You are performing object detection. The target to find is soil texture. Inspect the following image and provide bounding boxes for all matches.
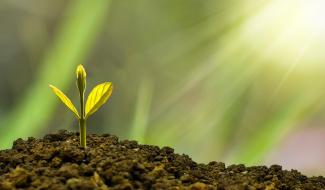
[0,130,324,190]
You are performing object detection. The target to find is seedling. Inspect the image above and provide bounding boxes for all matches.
[49,65,113,148]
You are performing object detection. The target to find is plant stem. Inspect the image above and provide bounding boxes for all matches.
[79,91,86,148]
[79,119,86,148]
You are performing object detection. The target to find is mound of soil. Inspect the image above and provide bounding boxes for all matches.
[0,130,324,190]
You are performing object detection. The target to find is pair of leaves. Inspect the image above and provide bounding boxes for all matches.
[49,82,113,119]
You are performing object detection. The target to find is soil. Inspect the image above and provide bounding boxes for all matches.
[0,130,324,190]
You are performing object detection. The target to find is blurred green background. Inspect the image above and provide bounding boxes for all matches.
[1,0,325,175]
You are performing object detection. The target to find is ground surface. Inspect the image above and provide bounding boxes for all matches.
[0,130,324,190]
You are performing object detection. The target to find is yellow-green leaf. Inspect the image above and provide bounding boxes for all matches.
[85,82,113,118]
[49,85,80,118]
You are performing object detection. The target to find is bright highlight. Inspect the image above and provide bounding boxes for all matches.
[242,0,325,69]
[299,0,325,33]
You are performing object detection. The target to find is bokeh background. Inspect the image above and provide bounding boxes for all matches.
[1,0,325,175]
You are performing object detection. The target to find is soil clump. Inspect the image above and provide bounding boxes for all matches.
[0,130,324,189]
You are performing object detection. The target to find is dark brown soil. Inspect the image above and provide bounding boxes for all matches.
[0,130,324,190]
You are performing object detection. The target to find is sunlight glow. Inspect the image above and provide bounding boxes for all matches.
[299,0,325,33]
[241,0,325,69]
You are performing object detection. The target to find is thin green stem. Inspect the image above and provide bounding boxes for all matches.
[79,91,86,148]
[79,119,86,148]
[80,91,85,119]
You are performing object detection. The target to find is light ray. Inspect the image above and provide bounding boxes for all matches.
[271,34,314,99]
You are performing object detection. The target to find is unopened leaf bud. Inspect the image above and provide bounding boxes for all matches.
[76,64,86,93]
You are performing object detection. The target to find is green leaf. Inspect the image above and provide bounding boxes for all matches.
[85,82,113,118]
[49,85,80,118]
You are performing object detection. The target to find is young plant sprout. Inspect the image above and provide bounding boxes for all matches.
[49,65,113,148]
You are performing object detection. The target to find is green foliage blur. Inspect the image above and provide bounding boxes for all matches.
[1,0,325,174]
